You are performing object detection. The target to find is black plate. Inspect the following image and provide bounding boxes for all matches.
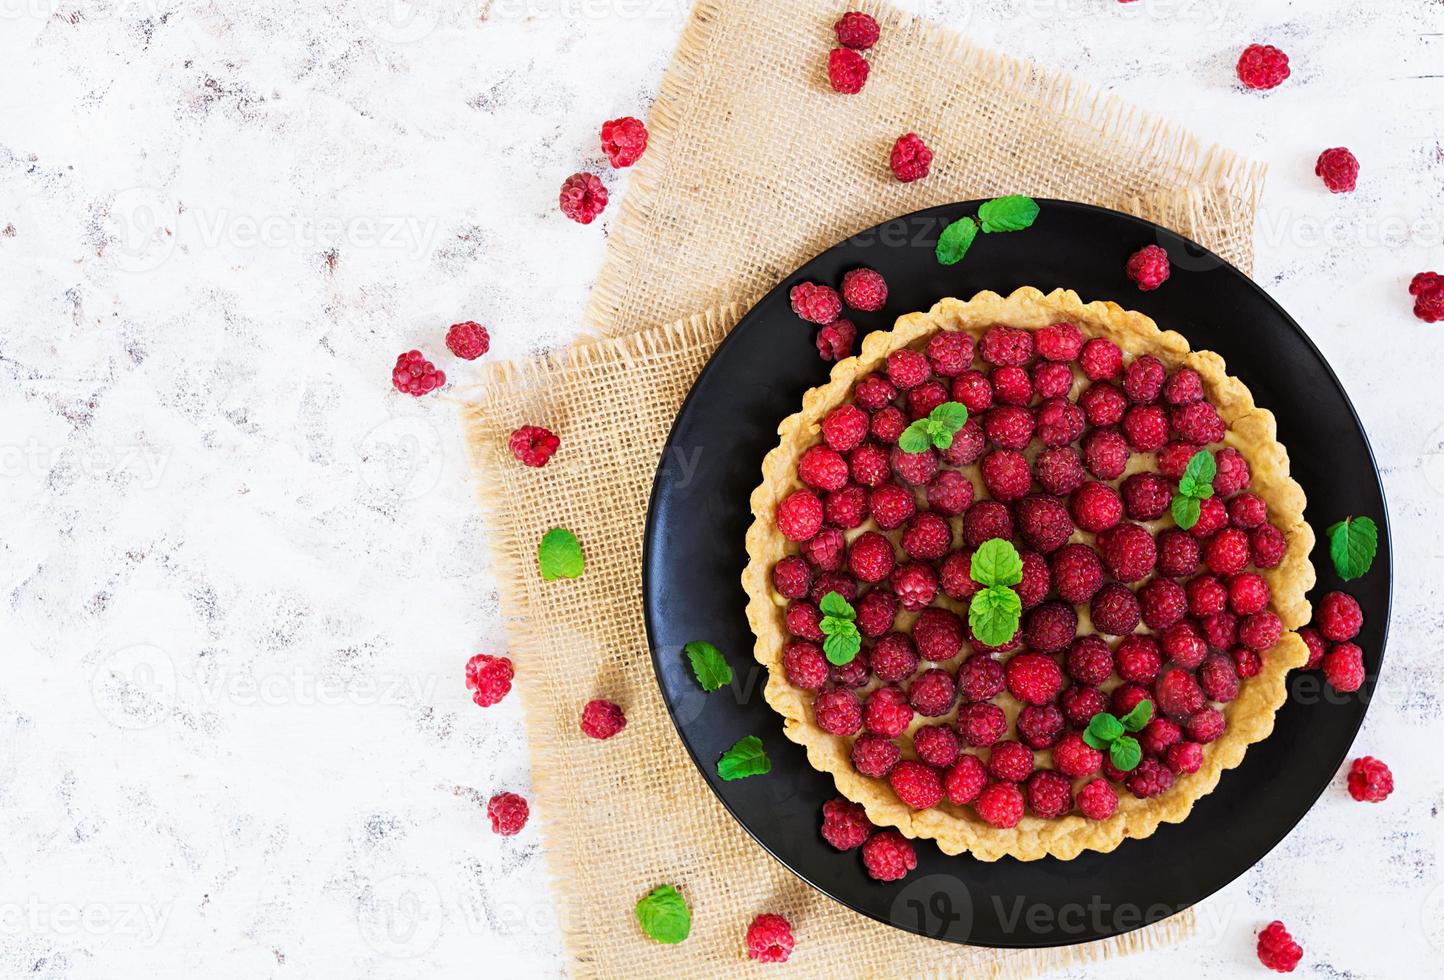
[642,200,1390,948]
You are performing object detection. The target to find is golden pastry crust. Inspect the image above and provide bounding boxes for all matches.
[741,287,1315,861]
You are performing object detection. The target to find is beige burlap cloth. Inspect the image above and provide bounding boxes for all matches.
[463,0,1265,974]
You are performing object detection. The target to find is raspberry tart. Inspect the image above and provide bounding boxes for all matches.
[742,287,1314,861]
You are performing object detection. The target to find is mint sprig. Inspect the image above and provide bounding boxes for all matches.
[537,527,585,580]
[966,538,1024,646]
[684,641,732,693]
[1326,516,1378,581]
[898,401,968,453]
[818,591,861,665]
[717,735,771,781]
[635,884,691,944]
[1170,450,1216,530]
[935,196,1040,266]
[1081,701,1152,772]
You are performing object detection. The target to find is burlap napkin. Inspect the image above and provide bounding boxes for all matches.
[463,0,1267,974]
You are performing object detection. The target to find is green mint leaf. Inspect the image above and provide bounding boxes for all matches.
[1119,699,1153,733]
[822,625,861,665]
[1171,494,1201,531]
[968,585,1021,646]
[1109,736,1143,773]
[969,538,1024,588]
[977,195,1040,233]
[537,527,585,580]
[924,420,954,450]
[684,641,732,693]
[1327,516,1378,581]
[935,216,979,266]
[1086,712,1124,746]
[717,735,772,781]
[928,401,968,433]
[1082,728,1109,751]
[635,884,691,944]
[1180,450,1217,494]
[898,420,933,454]
[818,591,854,621]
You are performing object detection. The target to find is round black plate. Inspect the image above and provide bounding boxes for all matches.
[642,200,1390,948]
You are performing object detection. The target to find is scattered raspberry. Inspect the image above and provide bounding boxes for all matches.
[834,10,880,49]
[1155,667,1205,719]
[1322,642,1365,693]
[974,781,1026,828]
[1036,321,1084,361]
[926,332,974,376]
[913,723,962,768]
[1126,757,1173,799]
[1080,338,1123,381]
[1165,740,1203,775]
[1125,245,1171,291]
[466,654,514,707]
[1412,272,1444,322]
[1017,703,1065,750]
[1036,446,1086,496]
[889,759,943,809]
[828,46,870,94]
[980,325,1035,366]
[776,490,824,542]
[861,830,917,881]
[1299,626,1326,670]
[955,652,1005,701]
[943,754,988,805]
[392,350,445,396]
[890,133,933,182]
[992,365,1033,406]
[1314,147,1359,193]
[782,641,829,690]
[1026,770,1073,819]
[963,499,1015,547]
[790,282,843,324]
[1238,44,1291,91]
[841,267,888,311]
[854,373,898,411]
[1347,756,1393,802]
[600,116,648,168]
[1156,529,1201,579]
[820,796,871,849]
[1098,522,1157,582]
[958,701,1008,747]
[1317,591,1363,641]
[559,172,608,224]
[486,791,529,835]
[745,913,794,963]
[445,321,490,360]
[980,449,1032,502]
[816,318,857,361]
[508,425,560,467]
[1256,920,1303,973]
[580,698,626,739]
[1077,778,1118,820]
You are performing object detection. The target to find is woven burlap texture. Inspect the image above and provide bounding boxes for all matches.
[585,0,1264,337]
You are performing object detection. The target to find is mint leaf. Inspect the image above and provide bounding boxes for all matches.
[1085,712,1124,747]
[1119,699,1153,733]
[818,591,855,620]
[1178,450,1217,499]
[1171,494,1201,531]
[898,420,932,454]
[977,196,1040,233]
[929,401,968,433]
[684,641,732,693]
[635,884,691,944]
[1109,736,1142,773]
[820,621,861,665]
[1327,516,1378,581]
[936,216,978,266]
[717,735,771,781]
[969,538,1024,588]
[537,527,585,580]
[968,584,1021,646]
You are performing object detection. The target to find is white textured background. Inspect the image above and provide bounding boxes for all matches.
[1,0,1441,976]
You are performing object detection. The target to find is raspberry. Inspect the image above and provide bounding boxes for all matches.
[786,601,824,641]
[1032,360,1075,399]
[1062,685,1109,727]
[951,370,994,412]
[1126,757,1173,798]
[1165,740,1203,775]
[891,561,938,610]
[944,754,988,805]
[1322,642,1365,693]
[816,318,857,361]
[1065,634,1113,685]
[980,326,1035,367]
[926,471,974,517]
[926,332,974,376]
[963,499,1015,547]
[1024,601,1078,654]
[861,683,910,738]
[1347,756,1393,802]
[1125,245,1171,291]
[1019,550,1051,610]
[1053,544,1105,604]
[797,445,849,492]
[1159,368,1202,407]
[889,759,943,810]
[1053,732,1103,779]
[940,551,980,602]
[392,350,446,396]
[1156,529,1200,578]
[906,380,949,420]
[777,490,824,541]
[1155,440,1200,480]
[466,654,514,707]
[890,445,938,486]
[885,349,931,390]
[849,734,900,779]
[867,484,914,530]
[508,425,560,467]
[487,791,529,835]
[1155,667,1205,719]
[1123,354,1166,403]
[1014,495,1071,554]
[1080,338,1123,381]
[1213,447,1251,495]
[940,418,986,466]
[834,10,880,49]
[908,667,957,716]
[848,443,891,486]
[958,701,1008,747]
[1239,610,1283,652]
[1035,447,1086,496]
[810,571,856,606]
[1232,647,1262,679]
[841,267,888,312]
[991,365,1033,406]
[1250,523,1287,568]
[866,408,903,444]
[1171,401,1226,445]
[580,698,627,739]
[600,116,648,167]
[1077,778,1118,820]
[827,47,870,94]
[1204,527,1251,576]
[1070,481,1122,534]
[820,796,872,850]
[1298,626,1326,669]
[1228,492,1268,530]
[1098,522,1157,582]
[980,450,1032,502]
[1412,272,1444,322]
[790,282,842,324]
[819,408,866,456]
[1017,703,1065,750]
[1227,573,1270,616]
[1198,653,1240,702]
[1161,621,1207,669]
[1122,404,1170,452]
[821,487,866,530]
[813,687,862,735]
[861,830,916,881]
[1186,574,1228,617]
[803,527,846,571]
[1116,635,1163,684]
[558,172,609,225]
[445,320,490,360]
[890,133,933,182]
[1005,652,1064,705]
[854,373,898,411]
[955,652,1004,701]
[1120,473,1171,522]
[1139,717,1181,757]
[1025,769,1073,819]
[864,633,912,684]
[831,650,870,689]
[974,781,1026,828]
[1080,383,1127,427]
[1256,921,1303,973]
[1036,397,1085,447]
[1237,44,1291,90]
[1186,707,1227,743]
[984,405,1035,450]
[746,913,794,964]
[913,724,962,768]
[913,607,964,662]
[782,641,829,690]
[1200,611,1238,652]
[1311,146,1360,194]
[1317,591,1363,642]
[1036,322,1084,361]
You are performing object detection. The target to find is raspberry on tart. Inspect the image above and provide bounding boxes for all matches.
[744,287,1314,863]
